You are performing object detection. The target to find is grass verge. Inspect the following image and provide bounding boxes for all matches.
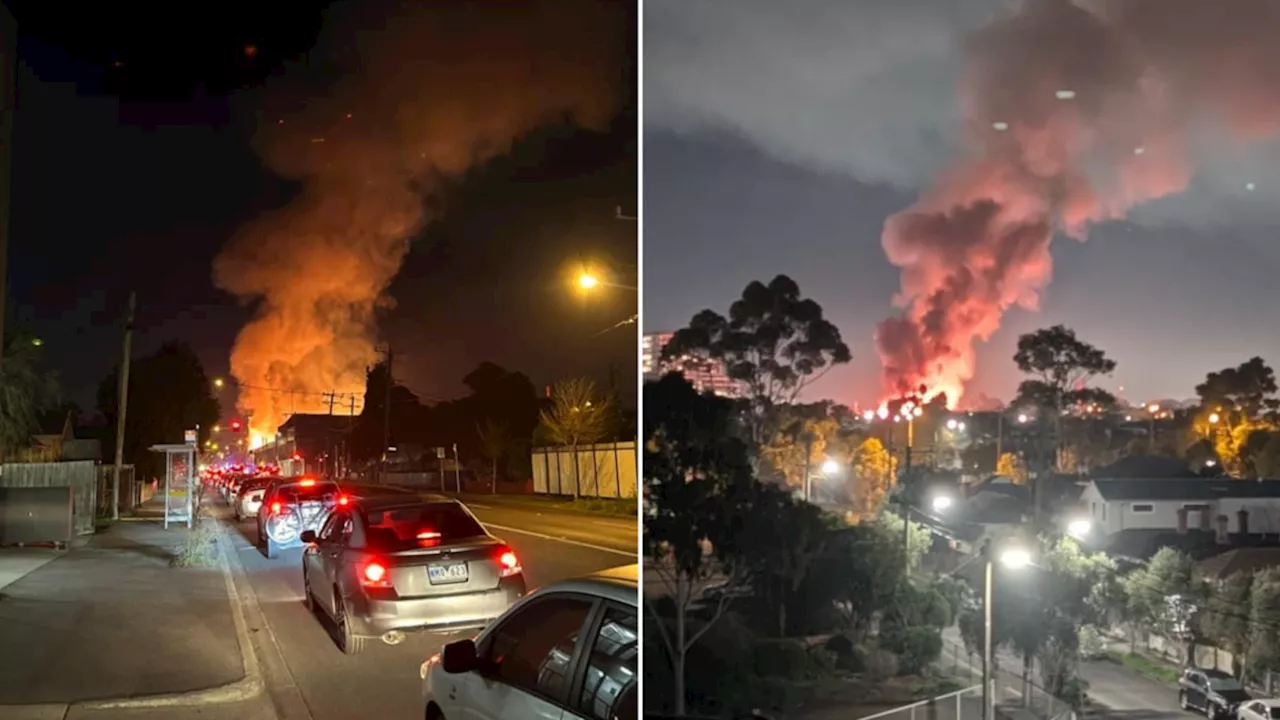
[1108,650,1180,684]
[481,494,636,517]
[170,517,220,568]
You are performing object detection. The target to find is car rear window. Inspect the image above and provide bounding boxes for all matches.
[1208,677,1242,691]
[362,503,485,549]
[277,482,340,503]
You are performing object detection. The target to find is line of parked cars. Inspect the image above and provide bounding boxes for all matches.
[216,472,638,719]
[1179,667,1280,720]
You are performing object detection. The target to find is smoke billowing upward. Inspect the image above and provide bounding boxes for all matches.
[213,1,624,438]
[876,0,1280,407]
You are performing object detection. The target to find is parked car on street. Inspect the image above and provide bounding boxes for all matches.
[257,477,345,559]
[1238,698,1280,720]
[299,494,526,655]
[233,478,271,521]
[420,564,638,720]
[1180,668,1251,719]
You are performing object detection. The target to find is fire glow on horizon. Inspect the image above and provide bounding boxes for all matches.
[874,0,1280,406]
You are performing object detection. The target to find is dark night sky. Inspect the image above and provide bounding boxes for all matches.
[644,0,1280,409]
[7,0,637,418]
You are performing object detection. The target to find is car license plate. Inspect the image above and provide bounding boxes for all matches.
[427,562,468,585]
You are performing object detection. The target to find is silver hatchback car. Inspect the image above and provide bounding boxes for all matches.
[421,565,638,720]
[300,494,527,655]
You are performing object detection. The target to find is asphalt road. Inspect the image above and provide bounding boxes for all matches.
[222,488,636,720]
[940,627,1182,720]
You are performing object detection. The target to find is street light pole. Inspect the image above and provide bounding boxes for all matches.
[983,552,995,720]
[802,432,814,503]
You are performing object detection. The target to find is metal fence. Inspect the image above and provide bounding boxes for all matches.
[935,637,1072,720]
[532,441,637,499]
[859,685,984,720]
[0,461,97,536]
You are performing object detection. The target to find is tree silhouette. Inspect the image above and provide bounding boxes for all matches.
[538,377,611,497]
[643,373,756,715]
[663,275,851,451]
[97,341,219,477]
[475,418,510,491]
[0,333,60,455]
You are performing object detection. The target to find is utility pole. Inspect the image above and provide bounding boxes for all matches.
[111,292,136,521]
[382,347,393,484]
[324,391,336,415]
[801,431,814,503]
[995,410,1004,467]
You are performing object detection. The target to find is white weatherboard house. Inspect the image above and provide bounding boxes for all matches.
[1080,478,1280,537]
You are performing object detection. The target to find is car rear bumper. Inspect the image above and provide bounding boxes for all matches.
[349,575,526,636]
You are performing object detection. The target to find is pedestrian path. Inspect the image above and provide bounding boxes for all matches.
[0,513,242,705]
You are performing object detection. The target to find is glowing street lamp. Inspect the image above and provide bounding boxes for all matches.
[213,377,225,389]
[821,459,840,475]
[578,273,599,290]
[877,407,889,420]
[862,410,875,422]
[1208,412,1221,425]
[931,495,953,512]
[1017,413,1029,424]
[1000,547,1032,569]
[1067,518,1092,539]
[982,542,1031,720]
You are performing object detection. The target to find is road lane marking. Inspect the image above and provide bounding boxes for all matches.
[467,503,492,509]
[482,522,635,558]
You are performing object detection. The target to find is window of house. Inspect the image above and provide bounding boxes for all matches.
[1131,504,1154,513]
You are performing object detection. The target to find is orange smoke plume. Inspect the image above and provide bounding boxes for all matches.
[213,1,624,436]
[876,0,1280,406]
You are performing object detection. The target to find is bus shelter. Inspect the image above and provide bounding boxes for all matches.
[150,443,197,529]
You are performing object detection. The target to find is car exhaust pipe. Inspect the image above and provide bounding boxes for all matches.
[382,631,405,645]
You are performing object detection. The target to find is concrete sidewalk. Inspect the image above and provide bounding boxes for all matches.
[0,547,64,593]
[0,514,243,706]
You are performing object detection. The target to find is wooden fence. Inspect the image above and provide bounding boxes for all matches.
[532,441,637,499]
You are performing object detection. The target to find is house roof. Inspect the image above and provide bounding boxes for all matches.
[277,413,355,436]
[1093,454,1196,478]
[1198,547,1280,580]
[1090,478,1280,501]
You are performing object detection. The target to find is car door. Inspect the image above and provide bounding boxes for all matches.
[308,512,343,616]
[1188,673,1207,710]
[564,601,637,720]
[1242,701,1266,720]
[463,592,598,720]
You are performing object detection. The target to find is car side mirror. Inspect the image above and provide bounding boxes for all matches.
[441,639,479,674]
[300,530,318,544]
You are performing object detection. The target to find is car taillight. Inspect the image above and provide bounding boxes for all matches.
[497,548,521,578]
[299,478,316,487]
[337,495,349,506]
[417,530,441,540]
[270,501,282,515]
[361,561,392,588]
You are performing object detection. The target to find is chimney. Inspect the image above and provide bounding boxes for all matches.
[1177,507,1189,534]
[1200,507,1213,532]
[1217,514,1230,544]
[1238,508,1250,536]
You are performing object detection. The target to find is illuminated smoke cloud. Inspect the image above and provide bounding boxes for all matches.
[876,0,1280,406]
[213,1,623,438]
